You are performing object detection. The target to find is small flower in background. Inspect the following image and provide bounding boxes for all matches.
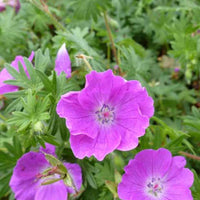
[0,0,20,13]
[10,143,82,200]
[57,70,154,161]
[55,43,71,78]
[174,67,180,73]
[118,148,194,200]
[113,65,119,70]
[0,51,34,95]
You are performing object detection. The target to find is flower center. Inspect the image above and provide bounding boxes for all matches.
[35,166,62,185]
[146,177,164,198]
[95,104,115,125]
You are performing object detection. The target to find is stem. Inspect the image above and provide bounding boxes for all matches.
[83,57,93,71]
[0,113,7,121]
[28,0,65,31]
[76,54,93,71]
[103,11,122,75]
[107,44,111,66]
[179,151,200,161]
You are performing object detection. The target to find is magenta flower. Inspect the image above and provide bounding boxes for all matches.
[0,0,20,13]
[113,65,119,70]
[174,67,180,73]
[0,51,34,95]
[56,70,154,161]
[118,148,194,200]
[10,143,82,200]
[55,43,71,78]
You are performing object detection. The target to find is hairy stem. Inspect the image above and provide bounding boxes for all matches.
[103,11,122,75]
[76,54,93,71]
[179,151,200,161]
[28,0,65,31]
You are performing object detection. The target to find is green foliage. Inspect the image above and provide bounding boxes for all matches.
[94,161,114,187]
[5,59,42,91]
[7,90,50,132]
[19,2,50,32]
[70,0,111,21]
[0,9,27,60]
[0,0,200,199]
[0,137,24,199]
[192,170,200,200]
[183,106,200,140]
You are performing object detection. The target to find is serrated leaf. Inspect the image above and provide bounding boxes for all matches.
[44,153,67,174]
[36,70,53,93]
[35,49,50,72]
[71,0,111,21]
[105,180,118,198]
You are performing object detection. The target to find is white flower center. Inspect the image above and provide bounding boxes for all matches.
[146,177,164,198]
[95,104,115,125]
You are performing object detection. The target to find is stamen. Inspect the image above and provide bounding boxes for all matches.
[146,177,164,198]
[95,104,115,125]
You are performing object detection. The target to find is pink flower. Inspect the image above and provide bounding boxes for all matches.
[56,70,154,161]
[0,0,20,13]
[10,143,82,200]
[118,148,194,200]
[174,67,180,73]
[0,51,34,95]
[113,65,119,70]
[55,43,71,78]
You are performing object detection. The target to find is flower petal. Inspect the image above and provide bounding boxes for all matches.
[35,181,68,200]
[166,168,194,188]
[56,91,98,139]
[70,127,121,161]
[165,156,194,187]
[165,156,187,181]
[116,130,139,151]
[0,68,19,94]
[134,89,154,118]
[13,152,49,180]
[55,43,71,78]
[118,159,150,200]
[0,52,35,95]
[28,51,35,61]
[11,51,35,77]
[164,186,193,200]
[39,143,56,157]
[153,148,172,178]
[64,162,82,193]
[10,174,38,200]
[80,70,125,106]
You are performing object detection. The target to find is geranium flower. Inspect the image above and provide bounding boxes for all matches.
[56,70,154,161]
[55,43,71,78]
[118,148,194,200]
[0,51,34,95]
[10,143,82,200]
[0,0,20,13]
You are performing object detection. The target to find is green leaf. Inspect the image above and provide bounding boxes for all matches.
[105,180,118,198]
[7,90,50,134]
[44,153,67,174]
[71,0,111,21]
[35,49,50,72]
[94,161,114,187]
[5,59,42,90]
[118,38,146,57]
[36,70,54,93]
[66,27,98,56]
[81,161,98,189]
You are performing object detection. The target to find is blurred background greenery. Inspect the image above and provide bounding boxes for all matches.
[0,0,200,199]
